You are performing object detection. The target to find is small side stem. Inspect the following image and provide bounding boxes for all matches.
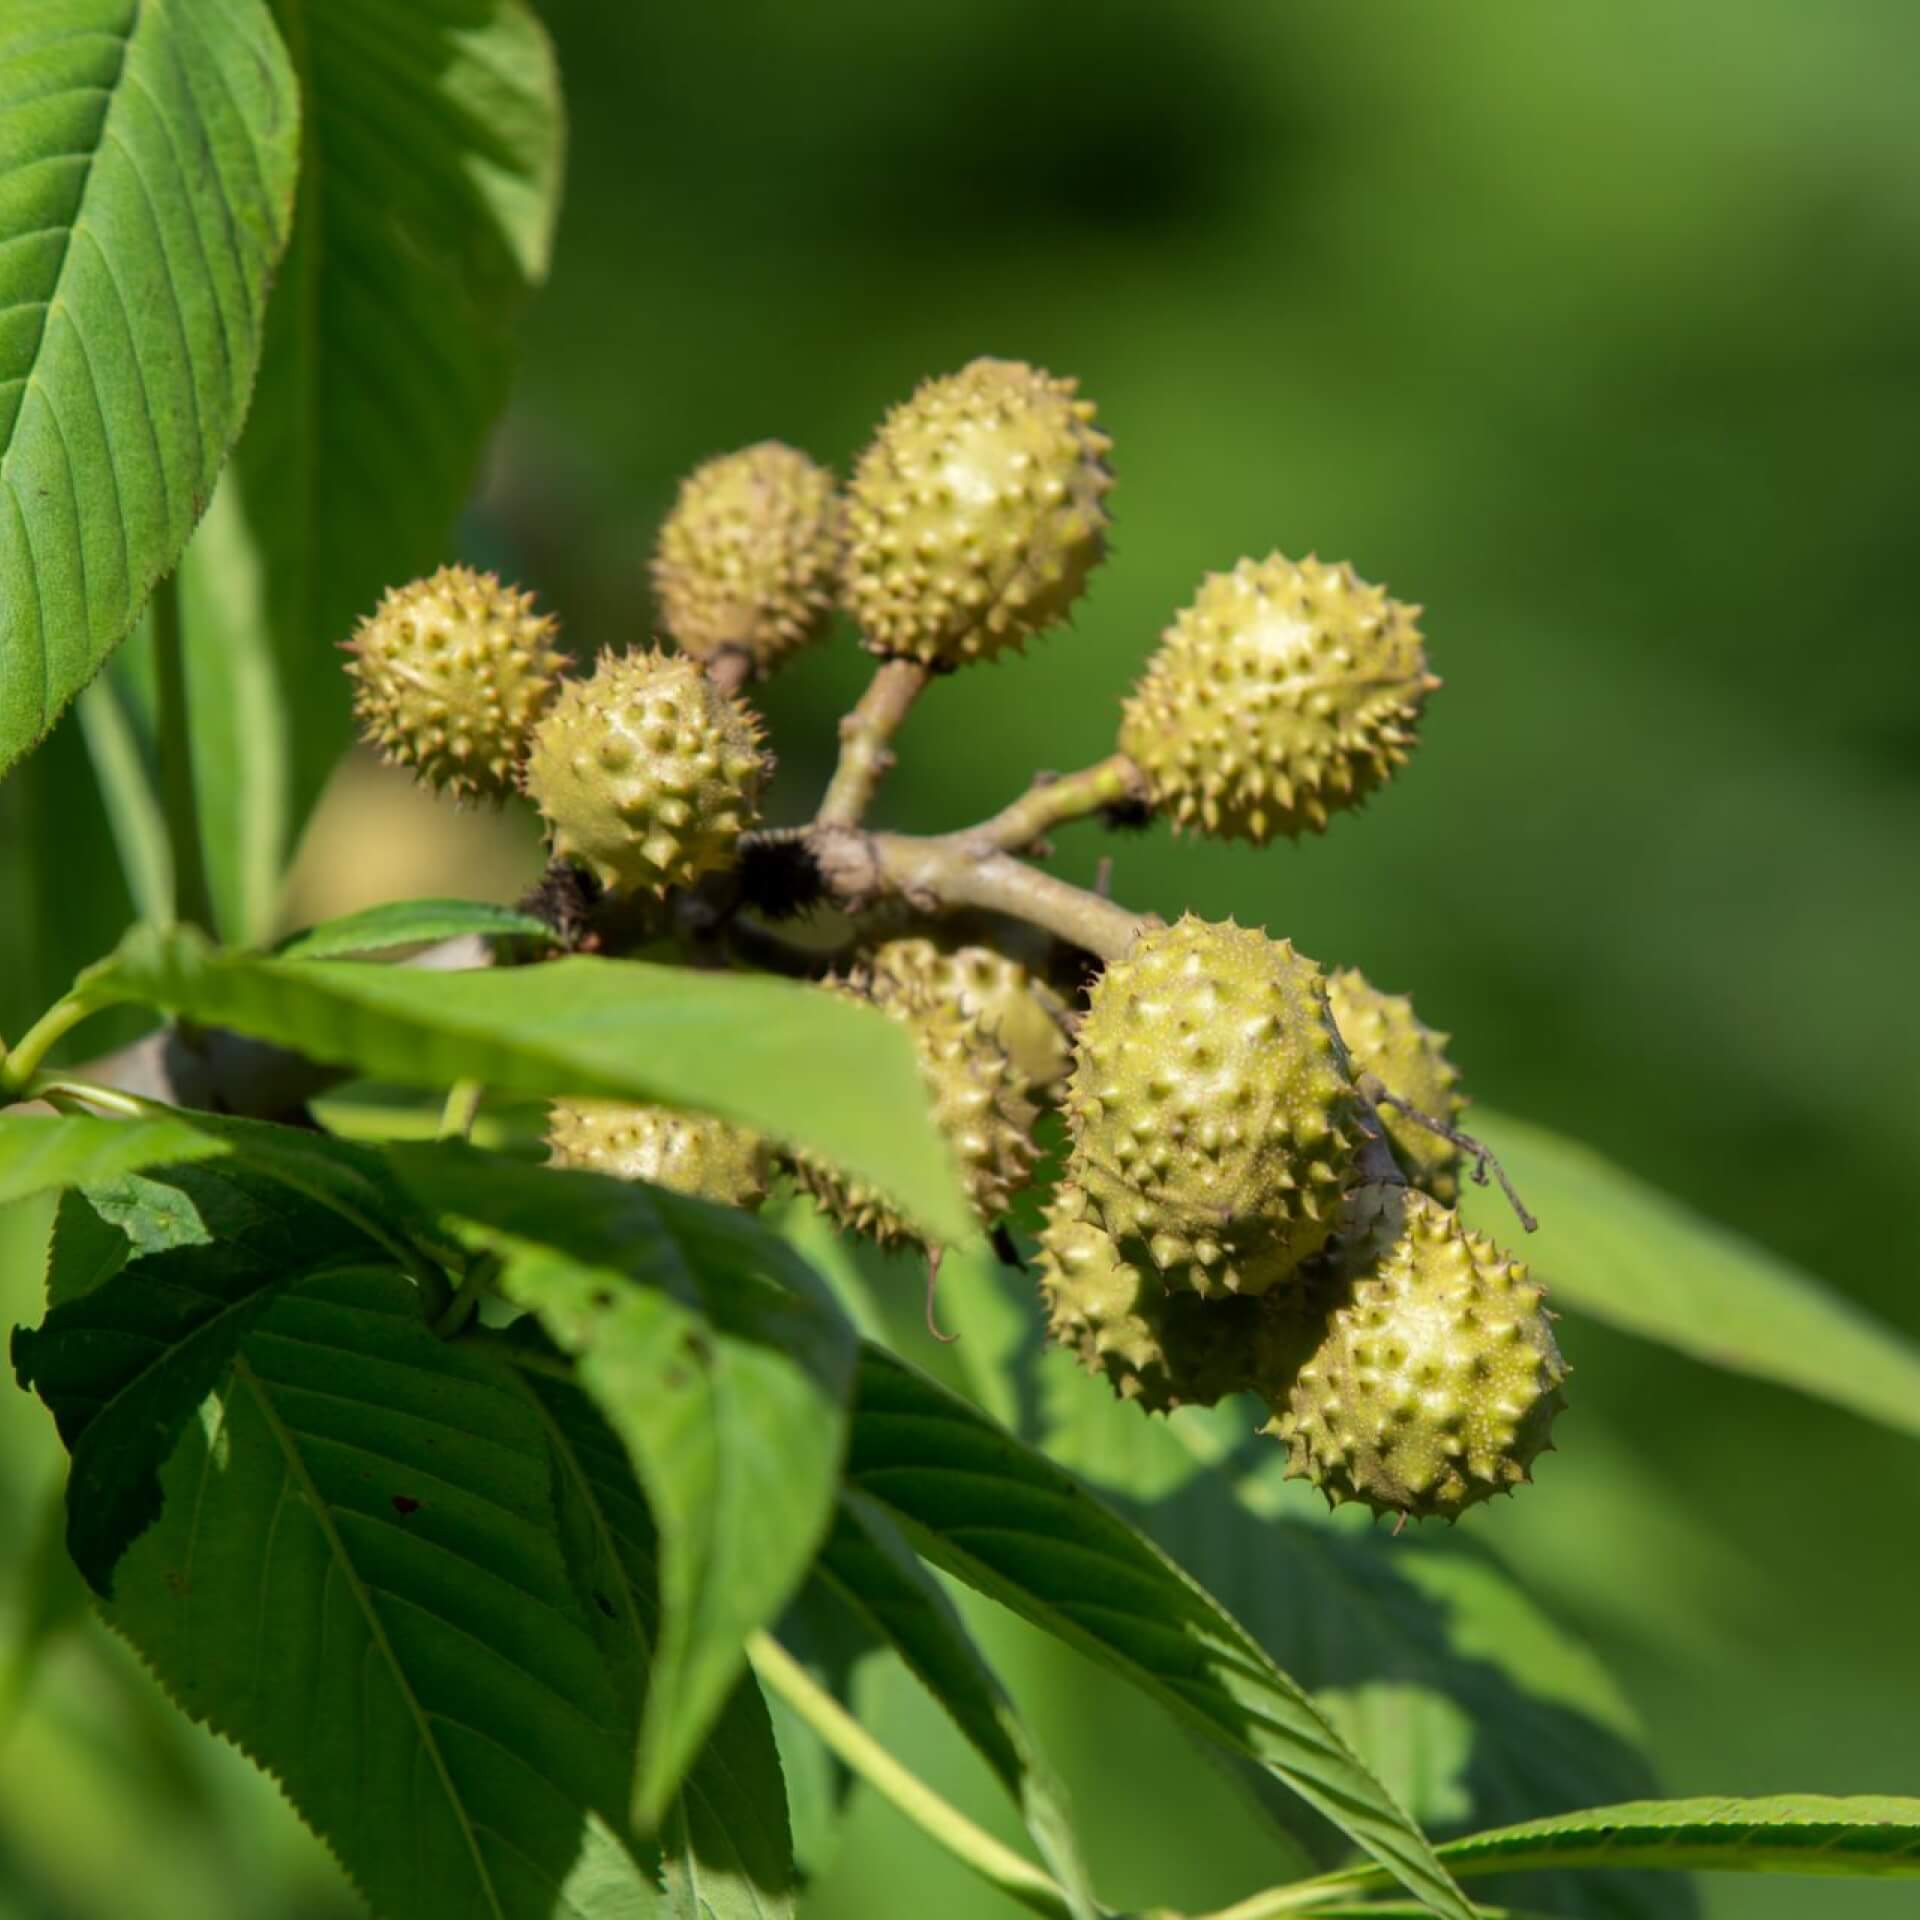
[817,829,1152,959]
[967,752,1147,853]
[703,648,755,698]
[438,1079,485,1142]
[745,1630,1074,1920]
[152,573,215,934]
[815,657,932,828]
[0,995,101,1096]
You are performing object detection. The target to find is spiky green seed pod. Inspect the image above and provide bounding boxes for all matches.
[523,648,768,896]
[652,441,840,674]
[1268,1186,1567,1522]
[1065,915,1362,1297]
[547,1099,769,1210]
[1038,1185,1266,1412]
[1118,553,1438,841]
[793,983,1037,1249]
[343,565,566,803]
[1327,968,1468,1201]
[842,357,1113,667]
[860,935,1073,1092]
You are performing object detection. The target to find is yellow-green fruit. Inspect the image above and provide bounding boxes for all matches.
[793,984,1036,1248]
[547,1099,769,1209]
[1269,1187,1567,1522]
[842,357,1113,666]
[860,936,1073,1092]
[1326,968,1467,1201]
[652,441,840,673]
[1038,1185,1266,1412]
[523,648,768,895]
[1118,553,1437,841]
[1065,915,1361,1297]
[344,565,566,803]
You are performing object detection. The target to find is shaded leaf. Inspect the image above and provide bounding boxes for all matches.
[844,1346,1472,1920]
[400,1144,855,1828]
[518,1351,796,1919]
[13,1164,383,1593]
[107,1258,666,1917]
[1461,1109,1920,1443]
[0,0,299,770]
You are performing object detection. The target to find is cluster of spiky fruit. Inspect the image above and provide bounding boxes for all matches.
[345,351,1564,1525]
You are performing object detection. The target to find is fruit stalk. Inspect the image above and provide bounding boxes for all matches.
[966,752,1147,853]
[814,657,932,827]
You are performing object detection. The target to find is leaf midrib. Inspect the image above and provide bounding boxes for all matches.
[235,1348,507,1920]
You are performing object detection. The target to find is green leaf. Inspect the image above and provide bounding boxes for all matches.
[0,0,300,773]
[79,923,976,1245]
[0,1110,224,1207]
[401,1143,856,1828]
[1430,1795,1920,1882]
[818,1489,1100,1919]
[76,659,173,923]
[275,898,555,960]
[843,1346,1474,1920]
[13,1163,385,1594]
[106,1258,665,1918]
[175,0,564,940]
[1460,1109,1920,1444]
[516,1353,797,1918]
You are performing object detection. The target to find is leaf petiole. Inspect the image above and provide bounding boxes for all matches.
[745,1629,1080,1920]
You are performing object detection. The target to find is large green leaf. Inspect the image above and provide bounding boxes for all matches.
[400,1144,856,1828]
[843,1346,1473,1920]
[818,1490,1100,1918]
[0,1110,223,1207]
[12,1162,383,1594]
[1461,1109,1920,1443]
[518,1355,797,1918]
[0,0,299,772]
[105,1257,667,1919]
[175,0,564,939]
[75,923,976,1244]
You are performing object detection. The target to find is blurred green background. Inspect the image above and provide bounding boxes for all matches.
[2,2,1916,1916]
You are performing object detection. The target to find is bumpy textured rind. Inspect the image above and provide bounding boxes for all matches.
[792,982,1037,1249]
[1327,967,1468,1201]
[1269,1186,1567,1521]
[343,565,566,803]
[1118,553,1438,841]
[842,357,1113,666]
[547,1099,769,1210]
[859,935,1074,1092]
[1037,1185,1267,1412]
[652,441,840,672]
[522,648,768,896]
[1065,915,1361,1297]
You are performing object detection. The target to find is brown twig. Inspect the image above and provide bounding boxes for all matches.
[964,753,1148,855]
[812,827,1153,961]
[814,658,932,828]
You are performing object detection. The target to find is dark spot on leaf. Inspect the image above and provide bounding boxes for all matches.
[391,1494,421,1516]
[681,1329,712,1367]
[594,1590,616,1619]
[592,1288,616,1310]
